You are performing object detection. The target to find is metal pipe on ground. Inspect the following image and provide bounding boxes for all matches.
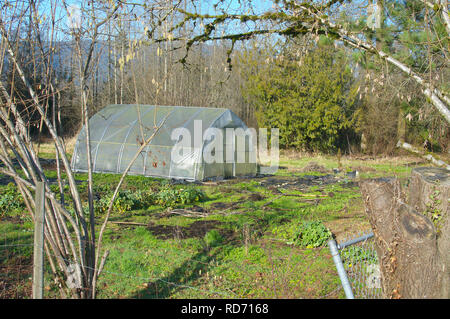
[328,239,354,299]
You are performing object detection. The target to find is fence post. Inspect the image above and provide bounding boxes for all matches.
[33,182,45,299]
[328,239,354,299]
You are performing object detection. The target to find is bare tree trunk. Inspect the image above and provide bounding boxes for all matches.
[120,37,124,104]
[360,167,449,298]
[409,167,450,298]
[114,35,118,104]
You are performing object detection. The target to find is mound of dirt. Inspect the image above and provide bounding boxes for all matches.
[301,161,329,174]
[351,166,376,173]
[247,193,265,201]
[260,174,336,189]
[209,202,229,210]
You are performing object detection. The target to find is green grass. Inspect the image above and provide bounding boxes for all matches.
[0,222,34,259]
[89,173,363,298]
[0,153,429,299]
[97,227,206,298]
[0,222,34,299]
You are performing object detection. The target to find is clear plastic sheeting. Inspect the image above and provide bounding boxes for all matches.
[71,104,258,181]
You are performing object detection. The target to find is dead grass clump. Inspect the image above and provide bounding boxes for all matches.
[301,161,329,174]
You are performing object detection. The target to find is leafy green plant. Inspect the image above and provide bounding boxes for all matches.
[341,245,378,266]
[95,186,205,213]
[293,221,332,248]
[156,187,180,207]
[156,186,205,207]
[96,190,140,214]
[113,191,136,213]
[178,187,206,204]
[0,183,25,218]
[93,183,113,195]
[271,222,301,243]
[132,190,157,209]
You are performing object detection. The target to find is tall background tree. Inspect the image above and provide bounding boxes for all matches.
[239,38,360,153]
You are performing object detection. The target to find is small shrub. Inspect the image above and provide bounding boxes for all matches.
[271,223,300,243]
[293,221,332,248]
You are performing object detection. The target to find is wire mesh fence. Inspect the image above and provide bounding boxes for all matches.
[2,214,383,299]
[329,232,383,299]
[0,228,34,299]
[0,228,345,299]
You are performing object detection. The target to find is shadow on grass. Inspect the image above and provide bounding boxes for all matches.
[130,245,230,299]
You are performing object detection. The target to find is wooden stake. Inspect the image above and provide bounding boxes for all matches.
[33,182,45,299]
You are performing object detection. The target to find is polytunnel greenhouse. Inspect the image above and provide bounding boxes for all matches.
[70,104,258,181]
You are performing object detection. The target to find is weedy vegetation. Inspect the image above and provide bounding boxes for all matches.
[0,153,428,298]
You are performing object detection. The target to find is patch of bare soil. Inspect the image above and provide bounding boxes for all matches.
[0,215,24,224]
[323,199,372,242]
[208,199,246,212]
[147,220,236,241]
[259,174,338,190]
[247,193,265,201]
[0,157,58,171]
[0,256,32,299]
[217,187,234,193]
[209,202,229,210]
[351,166,376,173]
[0,174,84,186]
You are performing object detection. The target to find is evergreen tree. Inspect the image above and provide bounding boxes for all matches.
[240,40,359,152]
